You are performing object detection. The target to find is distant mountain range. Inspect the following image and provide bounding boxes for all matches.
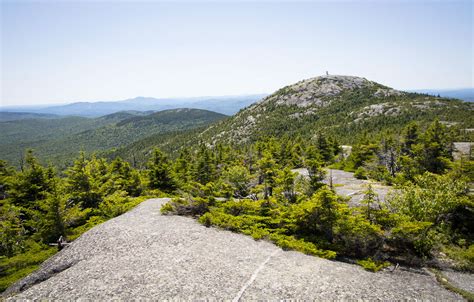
[411,88,474,102]
[0,95,267,117]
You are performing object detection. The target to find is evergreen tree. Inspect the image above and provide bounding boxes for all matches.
[278,167,297,202]
[361,184,378,223]
[416,120,452,174]
[0,160,14,200]
[257,151,277,199]
[147,148,176,192]
[103,157,142,197]
[316,132,333,163]
[174,148,192,184]
[0,203,25,256]
[194,145,216,185]
[401,122,420,156]
[306,159,326,194]
[8,150,55,208]
[65,152,101,208]
[223,165,251,198]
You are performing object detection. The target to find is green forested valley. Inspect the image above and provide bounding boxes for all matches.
[0,109,227,168]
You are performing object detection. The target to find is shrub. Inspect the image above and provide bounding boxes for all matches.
[356,258,390,272]
[160,197,212,216]
[269,233,336,259]
[388,218,433,257]
[443,244,474,272]
[98,190,131,218]
[354,167,367,179]
[0,241,56,292]
[334,214,384,258]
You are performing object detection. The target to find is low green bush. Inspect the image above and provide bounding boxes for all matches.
[443,245,474,272]
[356,258,390,272]
[269,233,336,259]
[0,241,56,292]
[354,167,367,179]
[161,197,212,216]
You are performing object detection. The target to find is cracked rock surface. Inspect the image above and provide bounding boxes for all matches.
[5,198,461,300]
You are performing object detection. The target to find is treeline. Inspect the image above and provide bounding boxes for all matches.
[339,119,473,183]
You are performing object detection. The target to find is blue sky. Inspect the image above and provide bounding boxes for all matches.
[1,1,472,106]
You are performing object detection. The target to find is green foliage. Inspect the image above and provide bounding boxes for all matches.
[68,216,106,241]
[443,245,474,272]
[161,197,212,217]
[257,151,277,198]
[356,258,390,272]
[147,148,176,192]
[223,165,252,198]
[334,213,384,258]
[0,151,149,292]
[388,173,471,223]
[98,190,131,218]
[0,241,56,292]
[0,202,25,257]
[1,93,473,292]
[354,167,367,179]
[306,158,327,194]
[415,120,452,174]
[269,234,336,259]
[0,109,226,167]
[8,150,55,207]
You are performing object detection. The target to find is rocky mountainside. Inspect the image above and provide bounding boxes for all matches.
[197,75,473,145]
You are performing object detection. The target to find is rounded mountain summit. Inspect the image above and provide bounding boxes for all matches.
[196,74,473,145]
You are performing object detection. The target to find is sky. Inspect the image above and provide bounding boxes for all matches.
[1,0,472,106]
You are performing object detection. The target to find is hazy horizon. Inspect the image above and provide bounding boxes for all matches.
[2,1,473,106]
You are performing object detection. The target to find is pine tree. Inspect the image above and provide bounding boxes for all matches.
[306,158,326,194]
[401,122,420,156]
[278,167,297,202]
[223,165,251,198]
[9,150,55,208]
[416,120,452,174]
[316,132,333,163]
[174,148,192,184]
[147,148,176,192]
[65,152,101,208]
[361,184,378,223]
[257,151,277,199]
[194,145,216,185]
[103,157,142,197]
[0,160,14,200]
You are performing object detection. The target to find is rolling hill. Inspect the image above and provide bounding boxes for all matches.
[0,109,226,167]
[198,75,474,144]
[0,112,62,122]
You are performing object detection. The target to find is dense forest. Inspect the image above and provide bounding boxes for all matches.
[1,119,473,292]
[0,109,227,168]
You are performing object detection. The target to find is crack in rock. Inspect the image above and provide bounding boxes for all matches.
[232,249,280,302]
